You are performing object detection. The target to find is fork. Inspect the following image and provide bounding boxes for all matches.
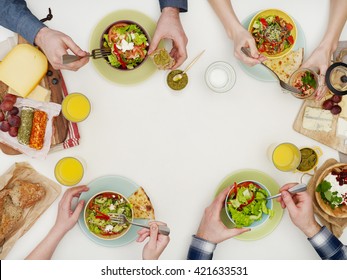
[265,183,307,200]
[241,47,301,94]
[109,213,170,236]
[62,48,111,64]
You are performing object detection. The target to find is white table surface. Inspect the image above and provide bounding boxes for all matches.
[1,0,346,260]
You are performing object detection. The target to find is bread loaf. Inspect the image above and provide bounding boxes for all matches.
[9,180,46,208]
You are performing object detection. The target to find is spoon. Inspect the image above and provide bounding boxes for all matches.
[172,50,206,82]
[265,183,307,200]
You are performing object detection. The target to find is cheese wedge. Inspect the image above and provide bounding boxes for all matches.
[0,44,48,97]
[8,85,51,102]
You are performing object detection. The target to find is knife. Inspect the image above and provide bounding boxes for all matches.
[339,151,347,163]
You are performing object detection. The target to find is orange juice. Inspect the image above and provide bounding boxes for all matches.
[54,157,84,186]
[272,143,301,172]
[62,93,91,122]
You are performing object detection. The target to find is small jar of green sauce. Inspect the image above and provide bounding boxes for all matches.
[167,70,188,91]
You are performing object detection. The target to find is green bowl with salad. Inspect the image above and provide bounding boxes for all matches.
[84,191,133,240]
[248,9,297,59]
[101,20,150,70]
[225,181,274,228]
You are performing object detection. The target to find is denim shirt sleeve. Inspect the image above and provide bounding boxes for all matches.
[0,0,45,44]
[159,0,188,12]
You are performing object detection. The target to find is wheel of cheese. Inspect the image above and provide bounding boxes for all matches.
[0,44,48,97]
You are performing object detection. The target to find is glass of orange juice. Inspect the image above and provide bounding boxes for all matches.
[270,143,301,172]
[54,157,84,186]
[62,93,91,122]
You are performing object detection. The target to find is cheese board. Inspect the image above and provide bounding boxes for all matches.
[0,36,69,156]
[293,95,347,153]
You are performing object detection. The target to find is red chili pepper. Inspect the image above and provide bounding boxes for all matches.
[259,18,268,27]
[95,209,110,220]
[113,45,127,69]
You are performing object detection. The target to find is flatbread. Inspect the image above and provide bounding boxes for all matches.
[150,48,175,70]
[263,48,304,82]
[128,187,155,220]
[315,163,347,218]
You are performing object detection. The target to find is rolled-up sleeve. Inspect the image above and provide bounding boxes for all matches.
[159,0,188,12]
[0,0,45,44]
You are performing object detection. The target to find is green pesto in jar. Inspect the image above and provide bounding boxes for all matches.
[167,70,188,91]
[297,148,317,172]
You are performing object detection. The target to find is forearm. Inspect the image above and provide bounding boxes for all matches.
[159,0,188,12]
[319,0,347,51]
[25,226,66,260]
[208,0,243,40]
[0,0,45,44]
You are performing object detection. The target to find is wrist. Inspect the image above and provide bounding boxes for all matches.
[302,221,321,238]
[34,27,50,47]
[161,7,180,18]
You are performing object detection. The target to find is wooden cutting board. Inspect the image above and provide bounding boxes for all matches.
[293,97,347,153]
[0,37,69,155]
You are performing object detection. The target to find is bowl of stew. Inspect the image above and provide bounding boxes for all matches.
[248,9,297,59]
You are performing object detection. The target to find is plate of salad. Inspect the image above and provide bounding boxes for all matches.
[248,9,296,59]
[225,181,274,228]
[216,169,283,240]
[78,175,147,247]
[90,10,162,85]
[238,10,306,82]
[102,20,149,70]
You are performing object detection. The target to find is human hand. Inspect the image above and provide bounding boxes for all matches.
[149,7,188,69]
[34,27,89,71]
[301,44,335,100]
[196,186,250,244]
[277,183,321,238]
[136,221,170,260]
[231,24,266,66]
[52,185,89,236]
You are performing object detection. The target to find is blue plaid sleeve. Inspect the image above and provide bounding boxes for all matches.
[159,0,188,12]
[308,226,347,260]
[0,0,45,44]
[187,235,217,260]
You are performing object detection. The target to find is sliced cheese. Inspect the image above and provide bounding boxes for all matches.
[339,96,347,119]
[302,106,333,132]
[337,117,347,138]
[0,44,48,97]
[8,85,51,102]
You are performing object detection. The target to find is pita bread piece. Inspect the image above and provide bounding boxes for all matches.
[9,180,46,208]
[315,163,347,218]
[128,187,155,220]
[263,48,303,82]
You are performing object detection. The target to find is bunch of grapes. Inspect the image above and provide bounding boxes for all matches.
[322,94,342,115]
[0,94,21,137]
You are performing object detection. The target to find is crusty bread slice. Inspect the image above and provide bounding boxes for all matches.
[9,180,46,208]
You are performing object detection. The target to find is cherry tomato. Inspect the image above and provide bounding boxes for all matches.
[287,35,294,45]
[258,44,266,52]
[286,23,293,31]
[259,18,268,27]
[108,23,128,43]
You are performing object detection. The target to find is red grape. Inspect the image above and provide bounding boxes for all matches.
[0,100,14,111]
[331,95,342,103]
[8,126,18,137]
[3,93,17,103]
[322,99,334,110]
[0,111,5,122]
[9,106,19,115]
[8,115,21,127]
[331,105,342,115]
[0,121,10,132]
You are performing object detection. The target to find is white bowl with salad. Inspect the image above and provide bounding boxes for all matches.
[101,20,150,70]
[225,181,274,228]
[84,191,133,240]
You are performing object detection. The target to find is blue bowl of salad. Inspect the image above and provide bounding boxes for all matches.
[225,181,274,228]
[84,191,133,240]
[101,20,150,70]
